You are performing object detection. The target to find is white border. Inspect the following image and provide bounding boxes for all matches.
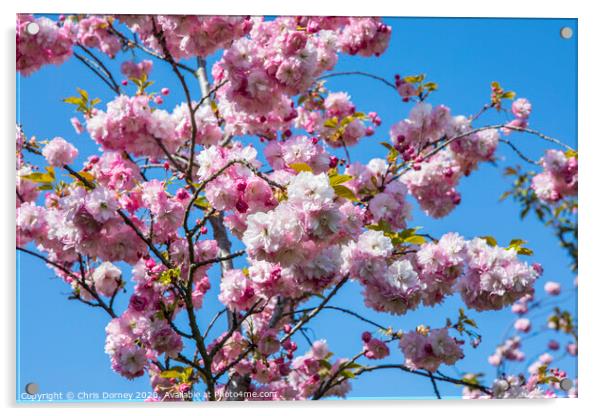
[3,1,601,415]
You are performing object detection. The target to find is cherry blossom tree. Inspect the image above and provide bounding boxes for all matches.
[16,14,577,401]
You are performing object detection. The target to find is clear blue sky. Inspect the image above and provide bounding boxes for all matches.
[17,16,577,401]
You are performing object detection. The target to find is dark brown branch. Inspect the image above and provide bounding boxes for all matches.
[280,276,350,344]
[318,71,397,91]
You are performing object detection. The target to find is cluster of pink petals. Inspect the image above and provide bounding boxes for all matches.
[502,98,532,135]
[531,149,578,203]
[398,328,464,372]
[212,18,336,117]
[338,17,392,57]
[86,94,184,158]
[390,103,454,159]
[361,332,390,360]
[391,104,501,218]
[76,88,222,167]
[265,135,332,173]
[367,181,412,230]
[120,15,253,60]
[17,14,74,76]
[68,15,122,58]
[401,149,463,218]
[342,231,541,314]
[42,137,79,167]
[296,92,379,148]
[212,17,390,137]
[195,143,277,228]
[287,340,351,399]
[120,59,153,79]
[240,171,361,294]
[488,336,525,366]
[448,119,499,175]
[414,232,466,305]
[458,237,541,311]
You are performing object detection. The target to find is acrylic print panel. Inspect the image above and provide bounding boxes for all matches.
[16,15,577,402]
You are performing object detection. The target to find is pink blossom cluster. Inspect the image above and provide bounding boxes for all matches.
[265,135,333,174]
[390,103,454,159]
[68,15,122,58]
[448,121,499,175]
[392,105,500,218]
[212,18,337,117]
[296,92,379,148]
[212,17,390,137]
[172,102,223,147]
[241,171,357,269]
[120,59,153,79]
[42,137,79,167]
[458,237,541,311]
[531,149,578,203]
[103,241,217,381]
[338,17,392,57]
[105,310,183,379]
[16,129,41,209]
[86,94,181,158]
[343,231,541,314]
[414,232,466,305]
[195,143,277,228]
[361,332,390,360]
[398,327,464,372]
[287,340,351,399]
[401,149,463,218]
[86,151,143,191]
[502,98,532,135]
[342,231,424,315]
[367,181,412,230]
[17,14,74,76]
[488,336,525,366]
[119,15,252,60]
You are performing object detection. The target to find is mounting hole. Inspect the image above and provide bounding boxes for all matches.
[560,27,573,39]
[498,379,510,391]
[560,378,573,391]
[25,383,39,395]
[25,22,40,35]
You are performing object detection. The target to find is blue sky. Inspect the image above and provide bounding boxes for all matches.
[17,16,577,401]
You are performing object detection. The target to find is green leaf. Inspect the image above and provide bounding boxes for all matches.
[160,366,193,382]
[63,96,82,105]
[340,370,356,379]
[480,236,498,247]
[333,185,358,202]
[71,171,95,184]
[323,117,339,129]
[289,162,313,173]
[404,74,425,84]
[20,172,54,184]
[158,267,181,285]
[329,174,353,186]
[424,81,438,91]
[399,227,422,240]
[501,91,516,100]
[404,235,426,245]
[193,196,210,209]
[516,247,533,256]
[77,88,89,102]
